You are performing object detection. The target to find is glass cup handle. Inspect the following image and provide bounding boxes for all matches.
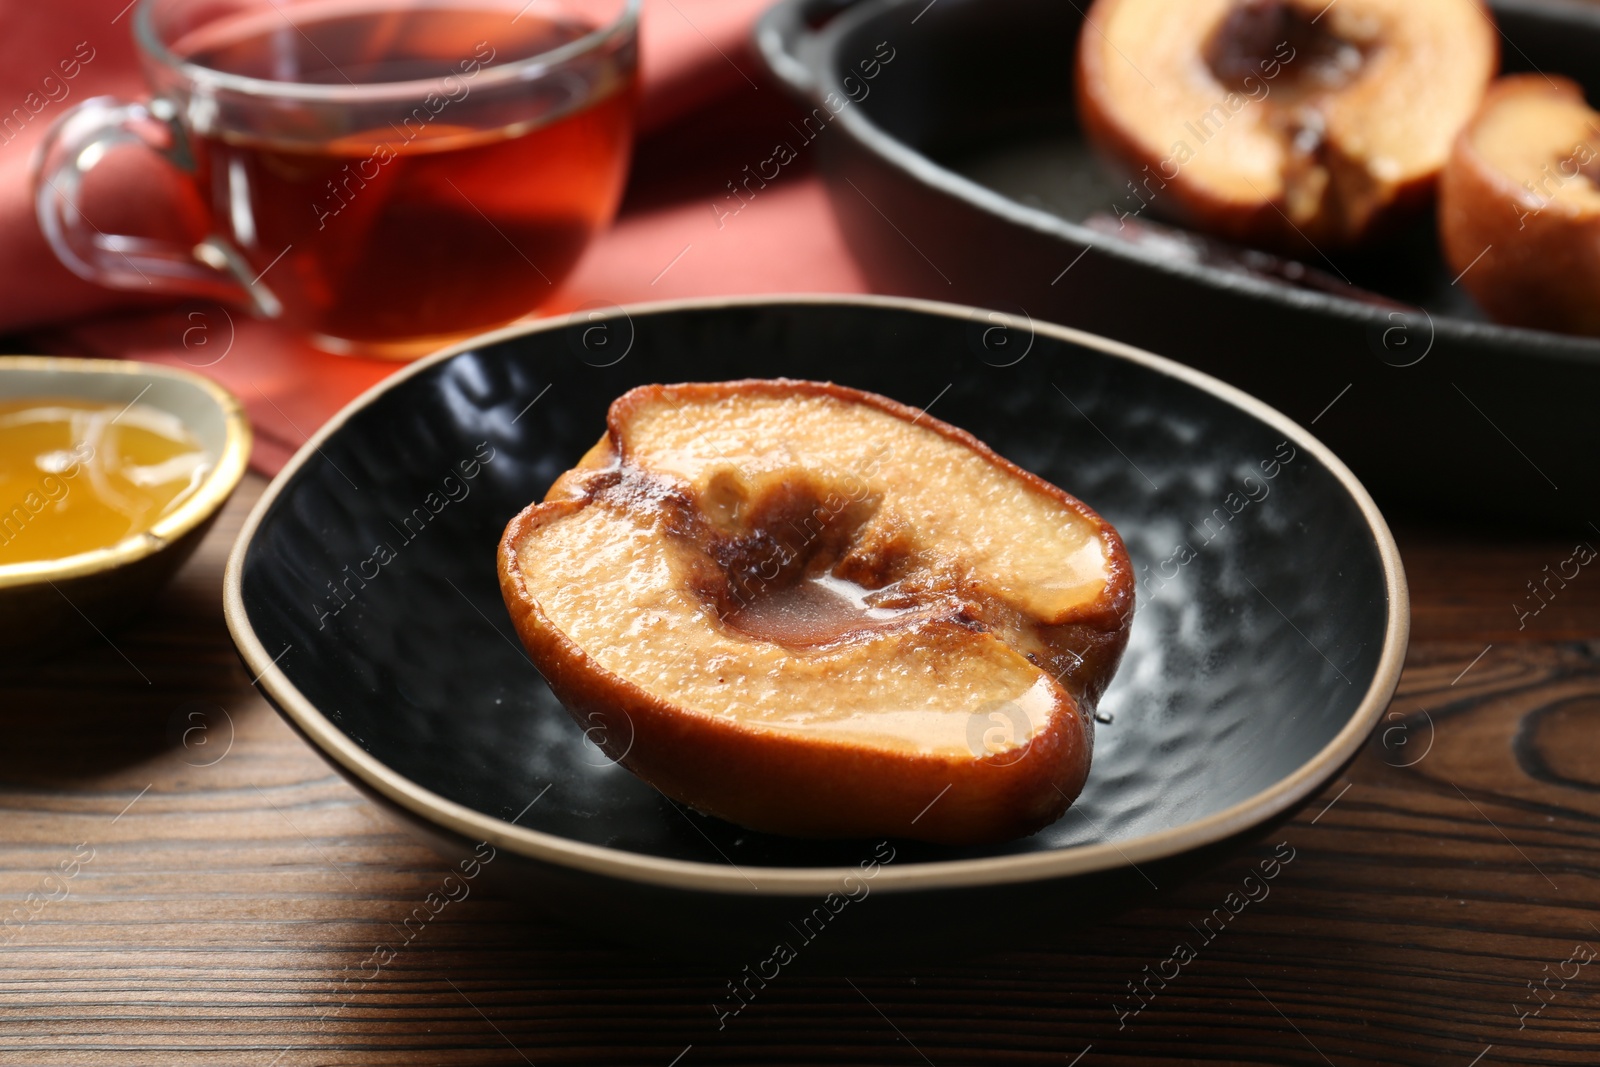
[33,95,280,317]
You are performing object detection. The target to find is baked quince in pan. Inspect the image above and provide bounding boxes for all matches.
[1077,0,1498,252]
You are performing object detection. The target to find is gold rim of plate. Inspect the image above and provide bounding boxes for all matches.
[223,294,1410,897]
[0,355,252,590]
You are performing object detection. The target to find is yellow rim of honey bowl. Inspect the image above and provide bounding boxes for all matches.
[0,355,252,590]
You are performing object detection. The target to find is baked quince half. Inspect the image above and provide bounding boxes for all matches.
[1076,0,1498,251]
[1440,75,1600,337]
[497,381,1133,844]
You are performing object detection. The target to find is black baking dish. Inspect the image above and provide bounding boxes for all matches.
[756,0,1600,527]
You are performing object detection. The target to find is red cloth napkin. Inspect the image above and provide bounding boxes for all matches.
[10,0,869,475]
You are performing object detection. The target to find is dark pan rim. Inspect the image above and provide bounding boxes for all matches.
[757,0,1600,368]
[223,294,1410,897]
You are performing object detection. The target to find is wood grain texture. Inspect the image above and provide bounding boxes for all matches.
[2,474,1599,1066]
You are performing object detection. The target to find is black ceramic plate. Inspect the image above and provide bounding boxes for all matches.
[755,0,1600,526]
[225,297,1405,912]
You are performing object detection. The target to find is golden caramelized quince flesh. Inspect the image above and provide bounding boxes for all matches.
[497,381,1133,844]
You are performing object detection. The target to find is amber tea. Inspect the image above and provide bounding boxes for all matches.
[173,3,636,354]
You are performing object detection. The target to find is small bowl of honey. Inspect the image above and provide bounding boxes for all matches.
[0,356,250,657]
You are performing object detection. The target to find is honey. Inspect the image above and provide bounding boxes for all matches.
[0,398,209,566]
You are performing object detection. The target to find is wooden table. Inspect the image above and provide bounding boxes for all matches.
[3,472,1598,1066]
